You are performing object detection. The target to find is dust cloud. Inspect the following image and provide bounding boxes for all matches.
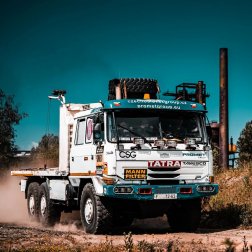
[0,171,29,224]
[58,211,82,232]
[53,222,80,232]
[0,169,82,231]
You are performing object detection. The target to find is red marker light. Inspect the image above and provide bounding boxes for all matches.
[113,102,121,107]
[191,104,197,108]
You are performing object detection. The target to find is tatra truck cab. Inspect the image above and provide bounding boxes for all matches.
[12,79,218,234]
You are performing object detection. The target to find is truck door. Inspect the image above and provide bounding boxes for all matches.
[70,117,96,175]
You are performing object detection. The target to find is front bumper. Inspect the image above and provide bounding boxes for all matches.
[103,183,219,200]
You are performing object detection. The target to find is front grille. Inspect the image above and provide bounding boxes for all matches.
[148,168,180,172]
[148,180,179,185]
[148,174,179,179]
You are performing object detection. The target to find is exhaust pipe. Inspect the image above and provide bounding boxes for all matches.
[219,48,229,170]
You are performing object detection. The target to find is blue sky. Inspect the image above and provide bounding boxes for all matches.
[0,0,252,149]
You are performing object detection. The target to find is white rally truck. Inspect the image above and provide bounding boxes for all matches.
[12,79,218,234]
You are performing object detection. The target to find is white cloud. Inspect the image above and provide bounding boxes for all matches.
[27,141,38,150]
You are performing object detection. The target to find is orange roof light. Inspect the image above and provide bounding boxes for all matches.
[144,93,150,99]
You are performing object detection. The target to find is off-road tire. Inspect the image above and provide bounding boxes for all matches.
[38,182,61,226]
[27,182,40,221]
[167,199,201,232]
[108,78,159,99]
[80,183,113,234]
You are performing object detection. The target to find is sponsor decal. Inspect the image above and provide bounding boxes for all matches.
[183,153,206,157]
[170,152,183,157]
[182,161,207,166]
[138,150,151,155]
[148,160,181,167]
[127,99,187,105]
[124,169,147,180]
[119,151,136,158]
[96,146,104,154]
[159,153,170,158]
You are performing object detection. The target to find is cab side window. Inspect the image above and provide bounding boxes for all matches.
[75,118,85,145]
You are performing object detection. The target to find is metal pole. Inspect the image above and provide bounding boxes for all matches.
[196,81,203,104]
[219,48,229,170]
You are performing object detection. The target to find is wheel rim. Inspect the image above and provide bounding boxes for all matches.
[84,198,94,224]
[40,195,47,217]
[29,195,35,215]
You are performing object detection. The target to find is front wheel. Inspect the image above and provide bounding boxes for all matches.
[167,199,201,232]
[38,182,61,226]
[80,183,112,234]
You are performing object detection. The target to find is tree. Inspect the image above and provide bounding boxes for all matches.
[237,120,252,163]
[30,134,59,167]
[0,89,27,165]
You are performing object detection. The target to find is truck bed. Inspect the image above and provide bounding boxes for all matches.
[11,168,68,177]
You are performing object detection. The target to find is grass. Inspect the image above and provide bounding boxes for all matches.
[4,234,252,252]
[201,162,252,229]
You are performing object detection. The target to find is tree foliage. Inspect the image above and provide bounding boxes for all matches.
[0,89,27,164]
[30,134,59,167]
[237,120,252,163]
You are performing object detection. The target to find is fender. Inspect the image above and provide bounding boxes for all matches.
[91,177,104,195]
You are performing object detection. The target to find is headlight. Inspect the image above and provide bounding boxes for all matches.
[166,140,177,148]
[197,185,215,192]
[133,138,145,145]
[114,186,133,194]
[184,138,196,145]
[154,140,165,147]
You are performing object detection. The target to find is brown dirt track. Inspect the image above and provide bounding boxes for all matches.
[1,175,252,251]
[1,219,252,251]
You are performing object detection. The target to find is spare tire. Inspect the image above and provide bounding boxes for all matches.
[107,94,116,100]
[108,78,159,100]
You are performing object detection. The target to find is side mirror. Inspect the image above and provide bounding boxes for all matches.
[98,113,104,123]
[93,123,103,141]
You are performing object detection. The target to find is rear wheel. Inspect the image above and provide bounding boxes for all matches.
[167,199,201,232]
[27,182,40,221]
[80,183,112,234]
[38,182,61,226]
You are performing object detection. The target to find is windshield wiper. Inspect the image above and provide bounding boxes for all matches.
[117,124,152,147]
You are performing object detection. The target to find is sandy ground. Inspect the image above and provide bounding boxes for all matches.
[1,216,252,251]
[1,175,252,251]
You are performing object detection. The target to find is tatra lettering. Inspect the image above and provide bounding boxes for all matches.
[148,160,181,167]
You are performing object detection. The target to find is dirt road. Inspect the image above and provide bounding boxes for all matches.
[1,219,252,251]
[1,175,252,251]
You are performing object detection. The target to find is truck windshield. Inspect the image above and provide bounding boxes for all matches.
[107,110,206,143]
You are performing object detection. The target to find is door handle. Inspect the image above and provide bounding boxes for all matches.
[72,157,74,162]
